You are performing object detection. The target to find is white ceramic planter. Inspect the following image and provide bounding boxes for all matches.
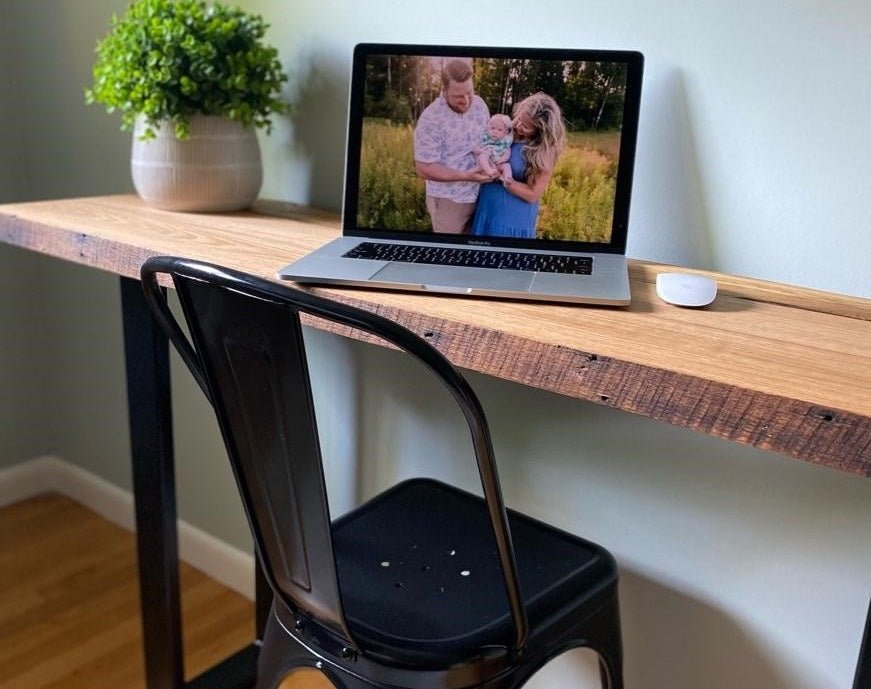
[131,115,263,212]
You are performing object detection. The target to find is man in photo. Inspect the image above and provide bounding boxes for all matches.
[413,59,494,234]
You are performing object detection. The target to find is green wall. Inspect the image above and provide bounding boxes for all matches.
[2,2,870,688]
[0,0,45,464]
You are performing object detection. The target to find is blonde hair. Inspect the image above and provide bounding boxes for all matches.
[513,92,566,183]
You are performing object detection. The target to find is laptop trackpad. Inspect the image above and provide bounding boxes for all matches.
[373,263,534,292]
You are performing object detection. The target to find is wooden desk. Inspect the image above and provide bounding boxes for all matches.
[1,194,870,687]
[2,194,869,474]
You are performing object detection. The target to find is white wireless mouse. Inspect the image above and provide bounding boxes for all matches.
[656,272,717,307]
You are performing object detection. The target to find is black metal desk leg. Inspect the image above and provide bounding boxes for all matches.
[121,276,185,689]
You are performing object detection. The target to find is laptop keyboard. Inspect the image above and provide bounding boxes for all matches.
[343,242,593,275]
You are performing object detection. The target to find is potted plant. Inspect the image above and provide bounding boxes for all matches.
[86,0,288,212]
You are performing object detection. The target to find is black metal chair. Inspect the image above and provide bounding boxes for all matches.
[141,256,625,689]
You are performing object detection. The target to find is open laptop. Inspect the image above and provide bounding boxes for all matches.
[278,43,644,305]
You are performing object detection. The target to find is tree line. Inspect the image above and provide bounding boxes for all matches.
[363,56,628,131]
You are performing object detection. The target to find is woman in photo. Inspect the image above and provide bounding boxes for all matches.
[470,92,567,239]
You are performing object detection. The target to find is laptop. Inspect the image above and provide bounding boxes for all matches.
[278,43,644,305]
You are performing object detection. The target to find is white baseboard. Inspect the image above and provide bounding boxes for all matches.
[0,456,255,600]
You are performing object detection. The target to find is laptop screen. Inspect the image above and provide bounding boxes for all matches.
[343,44,644,254]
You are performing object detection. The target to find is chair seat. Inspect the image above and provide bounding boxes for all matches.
[333,478,617,668]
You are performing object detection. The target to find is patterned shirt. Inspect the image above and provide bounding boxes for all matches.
[413,94,490,203]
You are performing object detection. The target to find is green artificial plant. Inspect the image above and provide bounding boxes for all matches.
[86,0,288,139]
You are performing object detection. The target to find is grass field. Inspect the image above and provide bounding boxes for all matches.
[357,119,620,242]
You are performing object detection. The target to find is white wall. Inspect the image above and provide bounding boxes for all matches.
[0,0,140,479]
[239,2,871,687]
[9,0,133,200]
[1,1,869,688]
[0,0,46,465]
[246,0,871,298]
[351,341,871,689]
[0,1,28,203]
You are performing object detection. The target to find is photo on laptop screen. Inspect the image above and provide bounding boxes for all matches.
[279,44,643,306]
[343,44,643,252]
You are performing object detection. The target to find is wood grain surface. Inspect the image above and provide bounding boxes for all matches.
[1,195,869,475]
[0,494,333,689]
[0,495,252,689]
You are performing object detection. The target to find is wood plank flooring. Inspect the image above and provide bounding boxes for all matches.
[0,494,330,689]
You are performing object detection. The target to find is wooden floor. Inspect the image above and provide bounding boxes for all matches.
[0,494,330,689]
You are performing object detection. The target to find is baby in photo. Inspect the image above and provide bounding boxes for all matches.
[475,113,513,182]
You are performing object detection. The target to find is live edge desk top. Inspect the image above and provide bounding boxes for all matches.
[1,194,869,477]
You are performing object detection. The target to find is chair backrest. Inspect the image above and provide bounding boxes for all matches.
[140,256,528,652]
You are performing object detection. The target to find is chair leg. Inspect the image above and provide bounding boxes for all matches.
[256,611,316,689]
[472,595,625,689]
[598,655,621,689]
[562,594,623,689]
[255,608,374,689]
[588,595,624,689]
[256,599,625,689]
[324,669,380,689]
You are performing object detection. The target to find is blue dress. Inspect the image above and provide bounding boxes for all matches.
[470,143,538,239]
